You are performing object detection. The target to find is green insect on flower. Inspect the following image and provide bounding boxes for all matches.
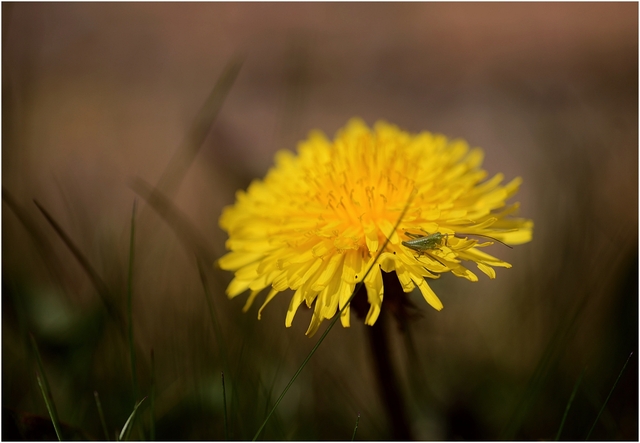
[401,231,449,255]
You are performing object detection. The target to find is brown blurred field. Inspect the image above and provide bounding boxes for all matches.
[2,3,637,440]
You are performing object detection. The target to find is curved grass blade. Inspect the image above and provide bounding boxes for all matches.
[118,397,146,441]
[555,367,586,440]
[585,352,633,440]
[129,178,217,267]
[127,200,138,402]
[3,189,66,287]
[32,199,124,333]
[30,334,63,441]
[351,413,360,441]
[251,189,417,441]
[94,391,110,441]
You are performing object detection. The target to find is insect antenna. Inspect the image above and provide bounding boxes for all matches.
[454,232,513,249]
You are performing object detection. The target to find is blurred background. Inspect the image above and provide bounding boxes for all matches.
[2,3,637,440]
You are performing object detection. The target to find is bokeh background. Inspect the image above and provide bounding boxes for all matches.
[2,3,637,440]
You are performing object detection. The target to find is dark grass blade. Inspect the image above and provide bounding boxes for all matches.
[127,200,138,402]
[585,352,633,440]
[555,367,586,440]
[32,199,124,333]
[3,189,67,287]
[257,373,287,439]
[251,190,416,441]
[118,397,146,441]
[30,335,63,441]
[94,391,110,441]
[222,372,229,440]
[150,55,244,201]
[129,178,217,267]
[351,413,360,441]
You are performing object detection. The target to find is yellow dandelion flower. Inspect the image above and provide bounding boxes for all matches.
[218,118,533,336]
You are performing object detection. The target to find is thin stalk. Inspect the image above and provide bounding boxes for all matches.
[367,310,412,440]
[585,352,633,440]
[351,413,360,441]
[30,335,63,441]
[33,200,124,333]
[152,56,244,199]
[94,391,110,441]
[555,367,586,440]
[127,199,138,402]
[251,190,416,441]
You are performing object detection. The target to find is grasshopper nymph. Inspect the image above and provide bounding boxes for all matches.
[402,230,513,256]
[401,231,449,255]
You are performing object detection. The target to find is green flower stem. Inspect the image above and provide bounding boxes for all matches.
[366,309,413,440]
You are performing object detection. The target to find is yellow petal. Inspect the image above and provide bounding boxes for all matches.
[364,268,384,325]
[412,278,443,311]
[477,262,497,279]
[364,221,379,253]
[227,278,252,298]
[285,288,305,327]
[242,290,262,312]
[217,251,263,271]
[258,288,279,319]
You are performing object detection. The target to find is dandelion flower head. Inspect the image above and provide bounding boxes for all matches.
[219,119,533,336]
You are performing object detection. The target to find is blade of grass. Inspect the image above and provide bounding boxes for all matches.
[257,374,287,439]
[555,367,586,440]
[94,391,110,441]
[127,199,138,402]
[351,413,360,441]
[3,189,66,287]
[251,189,416,441]
[222,372,229,440]
[148,55,244,203]
[150,349,156,441]
[585,352,633,440]
[132,54,244,235]
[32,199,124,333]
[118,397,146,441]
[30,334,63,441]
[130,178,216,266]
